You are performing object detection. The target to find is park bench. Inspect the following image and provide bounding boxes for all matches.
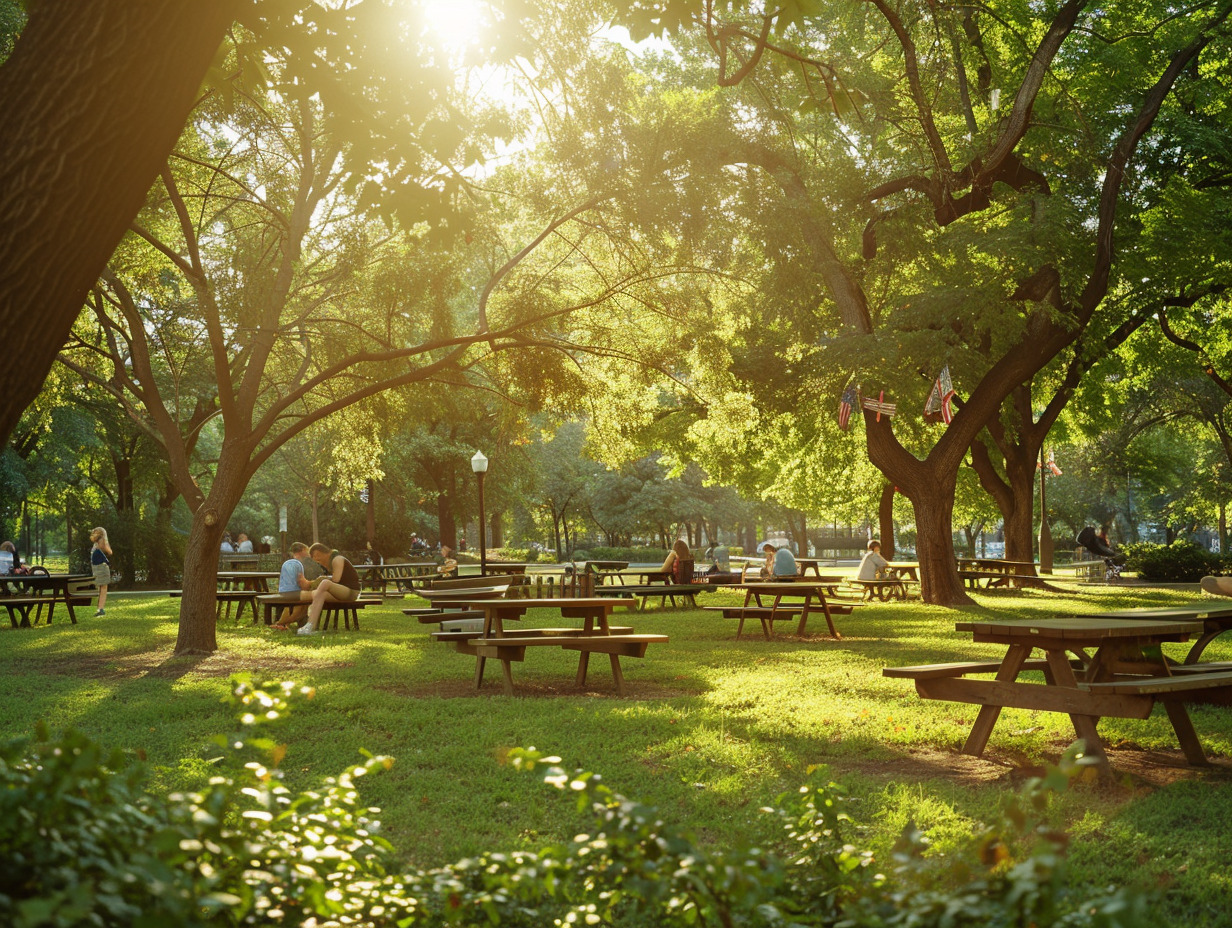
[1,596,68,627]
[882,659,1054,681]
[957,569,1011,589]
[1079,669,1232,698]
[170,589,260,624]
[431,625,636,644]
[256,593,381,630]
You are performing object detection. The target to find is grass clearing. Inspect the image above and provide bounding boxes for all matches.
[2,583,1231,923]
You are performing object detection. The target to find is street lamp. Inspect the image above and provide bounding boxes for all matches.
[471,450,488,575]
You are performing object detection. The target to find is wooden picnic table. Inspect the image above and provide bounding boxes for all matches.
[1064,603,1232,665]
[481,562,541,576]
[794,557,839,576]
[216,570,279,593]
[353,561,439,593]
[714,580,851,638]
[437,597,666,696]
[956,557,1039,589]
[885,562,920,582]
[885,615,1232,773]
[0,572,93,627]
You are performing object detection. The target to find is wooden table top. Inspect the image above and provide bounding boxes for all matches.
[454,597,630,609]
[1063,604,1232,622]
[216,570,280,579]
[956,616,1203,641]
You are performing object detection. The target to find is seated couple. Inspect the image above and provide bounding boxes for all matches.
[759,543,797,580]
[271,542,361,635]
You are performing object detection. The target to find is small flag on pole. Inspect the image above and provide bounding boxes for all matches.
[838,382,859,431]
[861,390,897,422]
[1037,450,1062,476]
[924,366,956,424]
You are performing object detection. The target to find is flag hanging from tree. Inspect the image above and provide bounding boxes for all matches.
[923,366,956,424]
[861,390,897,422]
[838,382,859,431]
[1037,450,1062,476]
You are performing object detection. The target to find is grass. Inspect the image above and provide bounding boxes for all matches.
[2,582,1232,924]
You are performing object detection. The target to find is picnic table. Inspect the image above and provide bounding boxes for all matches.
[884,615,1232,773]
[794,557,839,576]
[885,562,920,582]
[434,597,667,696]
[0,572,93,627]
[354,561,439,594]
[1065,603,1232,665]
[707,580,855,639]
[216,570,279,592]
[956,557,1039,589]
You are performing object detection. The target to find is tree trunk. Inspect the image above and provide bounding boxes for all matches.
[1220,500,1226,554]
[910,484,969,604]
[490,511,503,548]
[0,0,241,446]
[366,479,376,550]
[175,500,236,654]
[437,490,457,549]
[878,482,895,561]
[311,484,320,543]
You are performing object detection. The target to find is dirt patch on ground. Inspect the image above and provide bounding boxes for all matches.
[836,744,1232,791]
[373,678,704,700]
[18,649,351,681]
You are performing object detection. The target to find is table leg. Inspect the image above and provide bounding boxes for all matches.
[1162,699,1208,765]
[500,659,515,696]
[1184,630,1221,665]
[962,644,1032,756]
[609,655,625,695]
[575,651,590,686]
[474,656,487,688]
[796,594,811,636]
[1044,649,1110,772]
[64,593,78,624]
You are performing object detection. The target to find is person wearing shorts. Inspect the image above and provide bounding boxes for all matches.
[89,527,113,616]
[297,543,360,635]
[271,542,313,630]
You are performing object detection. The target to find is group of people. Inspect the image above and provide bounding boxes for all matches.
[220,532,254,554]
[270,542,362,635]
[752,537,890,582]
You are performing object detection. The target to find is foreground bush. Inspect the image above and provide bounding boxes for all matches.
[0,678,1147,927]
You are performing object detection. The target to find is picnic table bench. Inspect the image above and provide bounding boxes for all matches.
[436,597,667,695]
[884,614,1232,773]
[956,558,1040,589]
[256,593,381,630]
[603,583,699,610]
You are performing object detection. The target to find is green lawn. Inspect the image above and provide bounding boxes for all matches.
[3,584,1231,924]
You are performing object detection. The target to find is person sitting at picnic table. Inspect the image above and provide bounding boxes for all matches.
[236,532,253,553]
[857,539,889,580]
[271,542,313,630]
[0,540,18,574]
[435,543,458,578]
[658,538,691,581]
[297,543,362,636]
[771,543,798,581]
[220,532,235,553]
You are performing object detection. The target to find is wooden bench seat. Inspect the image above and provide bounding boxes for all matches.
[256,593,381,630]
[848,578,914,602]
[433,625,636,644]
[883,659,1053,680]
[467,633,668,660]
[1080,670,1232,696]
[408,608,486,624]
[1,596,69,627]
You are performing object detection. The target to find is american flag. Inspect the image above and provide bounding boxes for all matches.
[924,366,956,424]
[838,383,858,431]
[1038,450,1062,476]
[861,390,897,422]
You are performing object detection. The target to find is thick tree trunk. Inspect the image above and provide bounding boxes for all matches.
[878,482,895,561]
[910,484,969,604]
[174,505,231,655]
[437,492,457,549]
[0,0,240,445]
[489,511,503,548]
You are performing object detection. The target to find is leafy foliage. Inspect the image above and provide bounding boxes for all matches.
[1122,541,1222,583]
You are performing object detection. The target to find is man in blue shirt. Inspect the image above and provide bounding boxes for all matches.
[772,543,798,581]
[272,542,312,630]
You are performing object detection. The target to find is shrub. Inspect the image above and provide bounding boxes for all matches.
[0,680,1148,927]
[571,545,671,563]
[1122,540,1219,582]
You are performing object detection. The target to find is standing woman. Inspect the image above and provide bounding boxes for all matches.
[297,542,360,635]
[89,527,113,617]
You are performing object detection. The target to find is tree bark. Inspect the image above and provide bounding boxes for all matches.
[909,481,968,604]
[489,511,504,548]
[878,482,895,561]
[0,0,240,445]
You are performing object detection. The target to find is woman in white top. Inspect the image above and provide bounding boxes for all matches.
[857,540,889,581]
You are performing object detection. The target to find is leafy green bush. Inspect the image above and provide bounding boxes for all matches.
[1122,540,1219,582]
[0,680,1148,927]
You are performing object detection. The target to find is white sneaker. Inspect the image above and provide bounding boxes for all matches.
[296,624,318,636]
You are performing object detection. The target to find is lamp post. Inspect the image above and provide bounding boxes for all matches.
[471,450,488,576]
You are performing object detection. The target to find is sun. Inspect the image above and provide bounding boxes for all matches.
[418,0,489,52]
